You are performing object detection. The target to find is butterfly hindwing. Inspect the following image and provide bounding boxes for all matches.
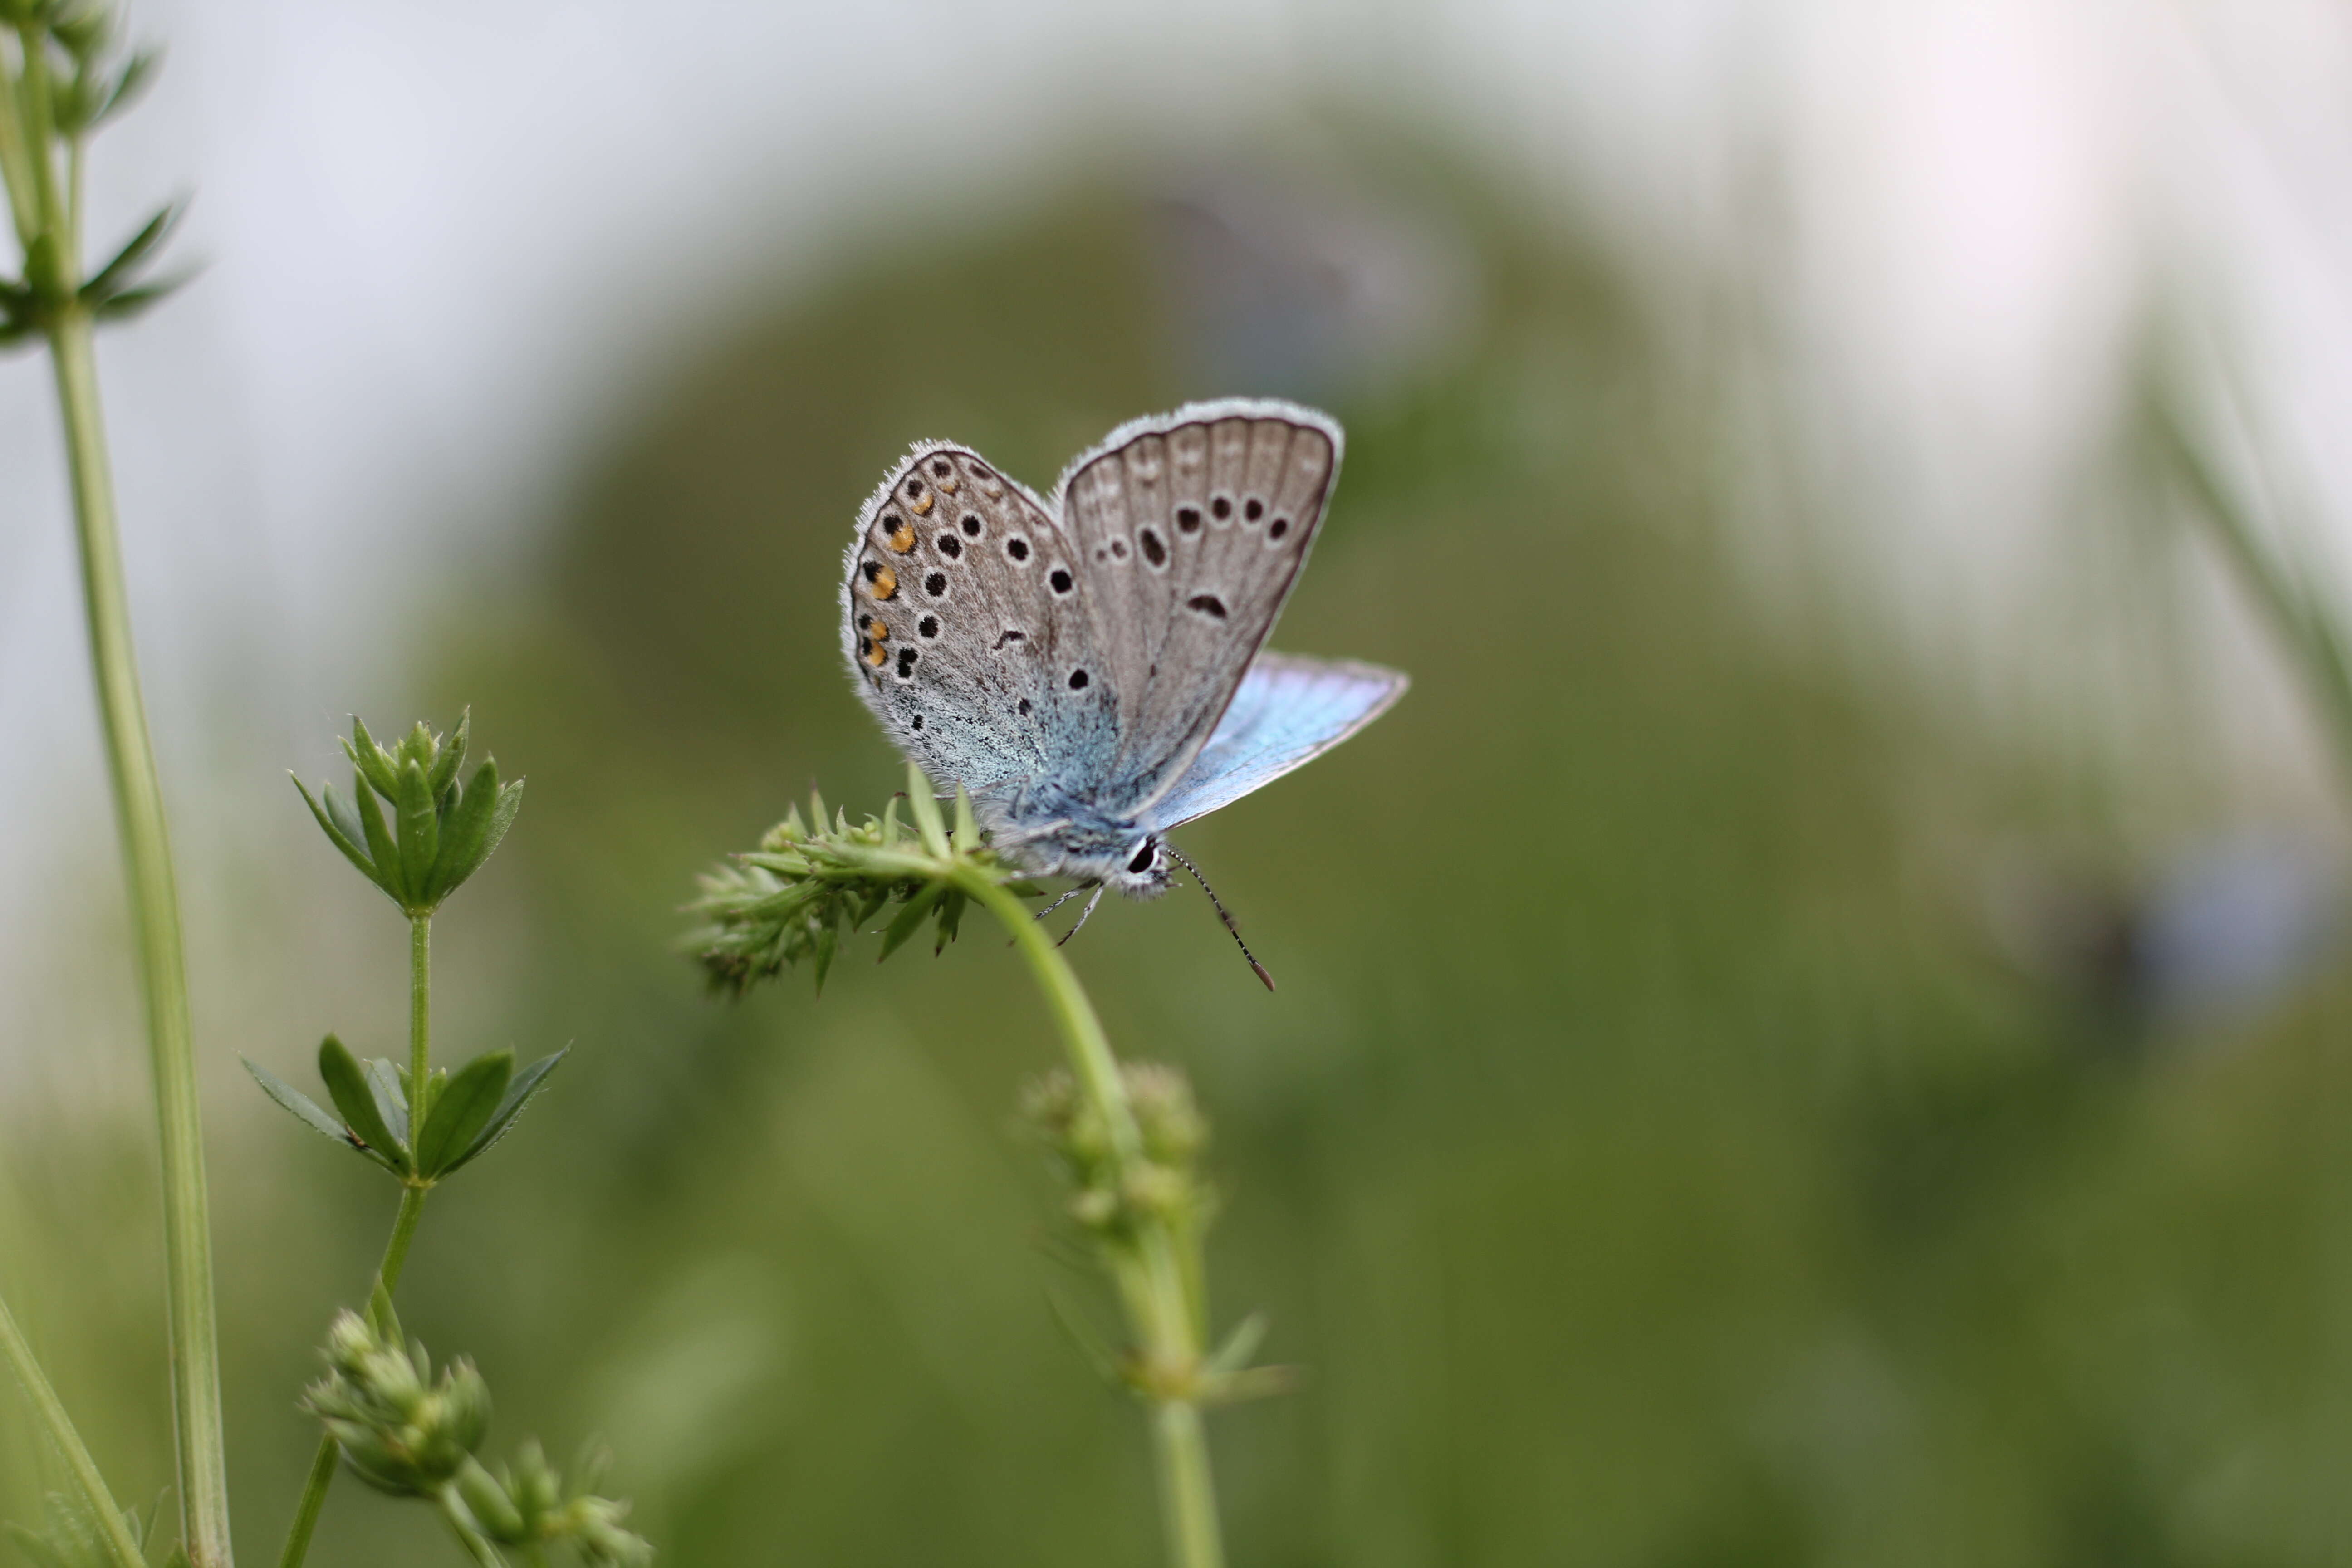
[1053,400,1342,815]
[1146,652,1409,830]
[842,444,1110,796]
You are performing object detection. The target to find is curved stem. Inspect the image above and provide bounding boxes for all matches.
[0,1289,148,1568]
[278,921,437,1568]
[957,872,1225,1568]
[50,298,232,1566]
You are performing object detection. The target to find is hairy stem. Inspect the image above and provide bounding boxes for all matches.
[956,872,1225,1568]
[49,296,234,1566]
[278,924,437,1568]
[0,1289,147,1568]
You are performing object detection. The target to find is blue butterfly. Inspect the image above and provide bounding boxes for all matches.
[841,399,1407,985]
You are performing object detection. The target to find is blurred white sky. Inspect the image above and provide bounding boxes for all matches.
[9,0,2352,1051]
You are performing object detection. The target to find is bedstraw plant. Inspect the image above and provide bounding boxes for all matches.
[690,767,1292,1568]
[1,8,647,1565]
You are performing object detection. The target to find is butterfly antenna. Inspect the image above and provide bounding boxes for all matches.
[1164,845,1275,991]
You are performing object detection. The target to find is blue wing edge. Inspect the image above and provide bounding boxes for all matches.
[1142,652,1410,832]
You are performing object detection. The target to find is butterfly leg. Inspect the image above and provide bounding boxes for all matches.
[1033,885,1088,923]
[1056,884,1107,947]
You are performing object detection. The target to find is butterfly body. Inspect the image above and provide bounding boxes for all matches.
[840,399,1406,904]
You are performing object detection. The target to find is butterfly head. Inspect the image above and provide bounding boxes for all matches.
[1108,834,1175,898]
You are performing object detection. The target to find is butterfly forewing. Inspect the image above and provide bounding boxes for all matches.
[842,445,1109,796]
[1054,403,1340,816]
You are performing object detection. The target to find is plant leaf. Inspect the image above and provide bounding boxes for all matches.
[90,279,187,322]
[415,1049,512,1176]
[428,708,469,802]
[365,1058,412,1150]
[317,1035,406,1174]
[243,1057,356,1144]
[441,1047,567,1174]
[811,905,840,995]
[395,758,437,903]
[1203,1311,1268,1377]
[345,717,398,798]
[933,888,966,954]
[426,757,501,902]
[351,769,404,904]
[94,49,159,126]
[905,764,949,858]
[878,882,946,961]
[290,775,376,885]
[78,203,178,305]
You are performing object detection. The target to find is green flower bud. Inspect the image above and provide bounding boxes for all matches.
[303,1309,490,1497]
[1068,1186,1120,1230]
[1126,1063,1206,1164]
[1121,1162,1192,1223]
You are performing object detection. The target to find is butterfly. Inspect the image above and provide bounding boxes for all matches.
[839,398,1407,986]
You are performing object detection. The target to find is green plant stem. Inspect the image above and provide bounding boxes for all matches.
[277,922,437,1568]
[956,871,1226,1568]
[436,1504,508,1568]
[48,295,234,1566]
[0,1289,147,1568]
[410,913,434,1125]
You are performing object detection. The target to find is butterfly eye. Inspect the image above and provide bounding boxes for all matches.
[1127,841,1157,875]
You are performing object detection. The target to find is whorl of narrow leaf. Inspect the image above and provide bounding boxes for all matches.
[246,1039,567,1186]
[292,710,524,915]
[686,763,1038,995]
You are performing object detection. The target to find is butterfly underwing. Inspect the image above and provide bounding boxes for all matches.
[840,398,1406,908]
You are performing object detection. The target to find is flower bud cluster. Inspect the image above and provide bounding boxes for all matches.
[449,1444,652,1568]
[303,1310,652,1565]
[688,767,1038,995]
[304,1310,490,1498]
[1023,1062,1213,1240]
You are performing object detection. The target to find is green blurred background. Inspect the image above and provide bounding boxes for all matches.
[10,114,2352,1568]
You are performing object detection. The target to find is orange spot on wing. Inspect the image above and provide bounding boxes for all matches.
[870,565,897,600]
